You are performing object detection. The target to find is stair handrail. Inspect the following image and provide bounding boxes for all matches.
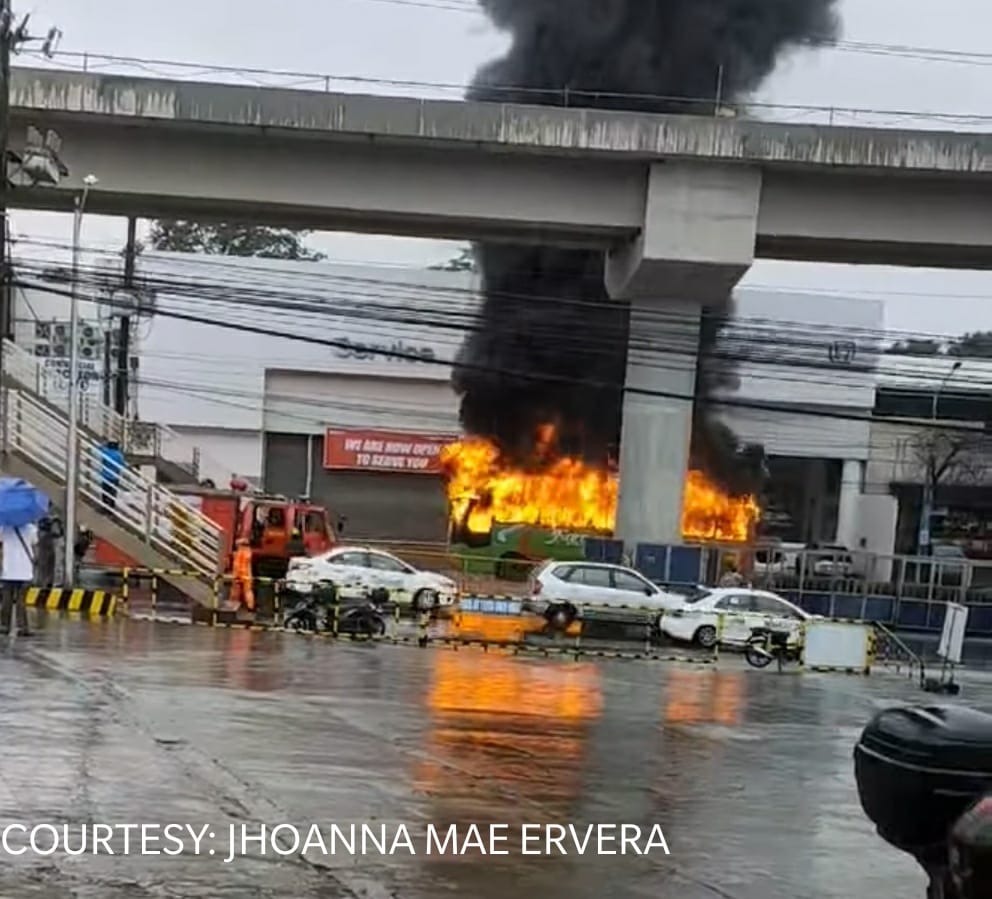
[2,338,128,446]
[3,339,229,486]
[873,621,924,681]
[4,387,223,578]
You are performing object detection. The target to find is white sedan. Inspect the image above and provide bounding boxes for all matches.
[660,587,812,649]
[529,561,686,618]
[285,546,458,612]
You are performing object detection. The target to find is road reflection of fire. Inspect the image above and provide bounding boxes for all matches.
[219,629,289,693]
[416,652,602,824]
[447,612,581,643]
[663,669,745,726]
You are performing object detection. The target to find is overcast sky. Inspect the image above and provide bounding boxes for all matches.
[12,0,992,339]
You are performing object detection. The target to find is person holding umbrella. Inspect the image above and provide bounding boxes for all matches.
[1,519,37,636]
[0,479,48,637]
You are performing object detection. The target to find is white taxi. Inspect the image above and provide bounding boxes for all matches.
[660,587,811,648]
[285,546,458,612]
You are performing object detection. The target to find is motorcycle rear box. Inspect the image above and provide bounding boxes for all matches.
[854,705,992,853]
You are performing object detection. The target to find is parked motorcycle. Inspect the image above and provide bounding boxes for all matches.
[283,581,389,637]
[744,625,802,672]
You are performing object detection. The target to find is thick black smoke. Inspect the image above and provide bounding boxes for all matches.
[454,0,839,490]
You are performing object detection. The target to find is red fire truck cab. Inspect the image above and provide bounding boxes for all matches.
[93,488,339,579]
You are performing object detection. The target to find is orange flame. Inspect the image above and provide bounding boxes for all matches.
[441,428,759,543]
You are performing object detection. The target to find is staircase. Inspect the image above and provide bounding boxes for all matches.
[0,345,224,608]
[2,339,228,485]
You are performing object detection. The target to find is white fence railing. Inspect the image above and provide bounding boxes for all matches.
[3,387,224,578]
[3,338,128,446]
[2,339,229,485]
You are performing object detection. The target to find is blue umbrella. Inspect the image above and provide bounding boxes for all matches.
[0,478,49,528]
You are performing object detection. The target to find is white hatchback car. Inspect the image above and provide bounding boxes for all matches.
[529,561,685,618]
[660,587,812,648]
[285,546,458,612]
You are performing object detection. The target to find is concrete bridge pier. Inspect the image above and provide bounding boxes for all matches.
[605,162,761,547]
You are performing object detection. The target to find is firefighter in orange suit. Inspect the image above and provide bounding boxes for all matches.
[231,538,255,612]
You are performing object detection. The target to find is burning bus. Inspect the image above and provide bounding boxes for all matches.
[440,426,760,578]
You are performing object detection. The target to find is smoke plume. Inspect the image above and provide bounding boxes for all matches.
[454,0,839,490]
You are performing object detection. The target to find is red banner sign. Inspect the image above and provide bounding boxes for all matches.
[323,429,453,474]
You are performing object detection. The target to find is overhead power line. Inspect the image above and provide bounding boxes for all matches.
[12,233,991,341]
[12,245,992,402]
[16,274,992,439]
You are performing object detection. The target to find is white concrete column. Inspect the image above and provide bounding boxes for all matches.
[605,161,761,303]
[835,459,864,548]
[615,299,700,547]
[606,161,760,549]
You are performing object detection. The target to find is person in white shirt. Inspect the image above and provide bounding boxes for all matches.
[1,523,37,636]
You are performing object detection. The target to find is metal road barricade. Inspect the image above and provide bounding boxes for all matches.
[98,563,890,671]
[115,567,284,624]
[361,541,992,640]
[871,622,924,679]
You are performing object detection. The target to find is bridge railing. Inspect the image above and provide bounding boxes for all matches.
[3,387,223,578]
[14,51,978,131]
[2,338,229,486]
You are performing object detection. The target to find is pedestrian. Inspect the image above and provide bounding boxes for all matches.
[35,513,58,588]
[718,558,745,588]
[73,526,93,583]
[230,537,255,613]
[100,440,125,510]
[0,521,37,637]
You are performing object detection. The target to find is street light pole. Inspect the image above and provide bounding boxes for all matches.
[919,360,963,555]
[63,173,97,585]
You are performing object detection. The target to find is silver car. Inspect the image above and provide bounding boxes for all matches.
[529,561,684,617]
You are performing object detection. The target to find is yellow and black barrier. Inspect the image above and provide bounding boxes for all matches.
[155,615,716,664]
[120,601,880,672]
[25,588,117,617]
[104,572,880,673]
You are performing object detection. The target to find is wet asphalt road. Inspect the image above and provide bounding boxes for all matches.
[0,615,987,899]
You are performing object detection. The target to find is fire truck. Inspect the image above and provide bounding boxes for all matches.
[94,487,340,579]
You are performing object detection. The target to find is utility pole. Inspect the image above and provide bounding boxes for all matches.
[63,174,96,585]
[0,0,13,455]
[116,217,136,417]
[0,7,61,454]
[919,360,963,555]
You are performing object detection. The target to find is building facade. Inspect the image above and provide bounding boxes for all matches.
[868,357,992,556]
[15,251,898,546]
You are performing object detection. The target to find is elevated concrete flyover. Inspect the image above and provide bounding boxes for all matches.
[6,67,991,269]
[8,66,991,550]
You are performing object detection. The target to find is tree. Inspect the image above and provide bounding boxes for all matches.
[884,339,943,356]
[148,220,326,261]
[885,332,992,359]
[909,428,991,550]
[430,246,475,272]
[911,429,989,490]
[949,331,992,359]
